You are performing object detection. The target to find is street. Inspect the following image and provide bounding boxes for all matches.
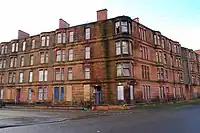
[0,106,200,133]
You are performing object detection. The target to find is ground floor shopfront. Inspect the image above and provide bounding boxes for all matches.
[0,82,198,105]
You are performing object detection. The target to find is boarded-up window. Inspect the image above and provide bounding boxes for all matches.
[66,85,72,102]
[84,84,91,101]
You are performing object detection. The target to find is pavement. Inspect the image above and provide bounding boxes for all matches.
[0,106,199,133]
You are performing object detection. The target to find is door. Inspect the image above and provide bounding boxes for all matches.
[28,88,32,101]
[95,86,102,105]
[16,89,21,103]
[54,87,59,101]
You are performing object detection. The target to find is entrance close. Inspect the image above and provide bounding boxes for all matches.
[16,89,21,103]
[94,86,102,105]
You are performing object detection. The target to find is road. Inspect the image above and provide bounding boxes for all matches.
[0,106,200,133]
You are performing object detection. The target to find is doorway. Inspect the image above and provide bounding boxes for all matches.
[16,89,21,103]
[94,86,102,105]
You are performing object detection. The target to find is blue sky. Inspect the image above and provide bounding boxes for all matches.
[0,0,199,50]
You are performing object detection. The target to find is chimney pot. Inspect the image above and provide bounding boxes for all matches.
[133,17,139,23]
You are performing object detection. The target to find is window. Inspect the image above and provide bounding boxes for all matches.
[85,47,90,59]
[116,42,121,55]
[16,43,18,52]
[46,36,49,46]
[142,65,150,80]
[122,41,129,54]
[20,56,24,67]
[154,35,157,45]
[56,50,61,62]
[68,68,72,80]
[39,70,48,81]
[116,63,131,77]
[1,74,4,84]
[60,87,64,100]
[159,52,162,63]
[57,33,66,44]
[39,70,43,81]
[0,60,2,68]
[156,52,159,62]
[164,54,167,64]
[56,49,65,62]
[156,51,162,63]
[1,45,4,54]
[121,21,128,33]
[85,28,90,40]
[84,67,90,79]
[8,72,12,83]
[115,22,120,34]
[38,87,48,100]
[41,36,45,46]
[178,58,181,67]
[143,30,146,40]
[140,46,148,60]
[10,58,14,67]
[68,49,73,61]
[123,63,131,76]
[157,36,160,45]
[180,72,183,81]
[115,21,130,34]
[13,73,16,83]
[57,33,62,44]
[174,45,177,53]
[11,43,18,52]
[165,70,168,80]
[12,58,16,67]
[55,68,64,81]
[62,33,66,43]
[19,72,24,83]
[4,45,7,54]
[12,43,15,52]
[41,36,49,46]
[160,87,164,99]
[0,59,5,68]
[30,55,34,65]
[142,85,151,100]
[160,68,164,80]
[40,52,48,63]
[44,88,48,100]
[161,39,165,49]
[117,86,124,100]
[2,59,6,68]
[22,41,26,51]
[170,56,173,66]
[44,70,48,81]
[38,88,43,100]
[29,71,33,82]
[169,42,172,51]
[157,68,160,80]
[69,31,74,42]
[31,40,35,49]
[116,41,132,55]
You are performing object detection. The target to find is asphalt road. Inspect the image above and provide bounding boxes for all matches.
[0,106,200,133]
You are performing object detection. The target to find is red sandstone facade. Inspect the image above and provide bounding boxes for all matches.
[0,9,198,105]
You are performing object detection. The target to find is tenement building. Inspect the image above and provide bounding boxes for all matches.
[0,9,199,105]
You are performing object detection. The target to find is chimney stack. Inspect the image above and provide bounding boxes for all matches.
[59,19,70,29]
[97,9,107,21]
[18,30,29,39]
[133,17,139,23]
